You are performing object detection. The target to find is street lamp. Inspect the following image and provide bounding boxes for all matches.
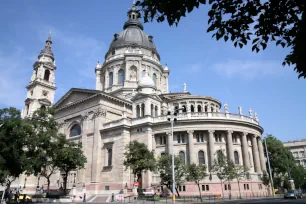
[264,138,275,197]
[167,108,180,202]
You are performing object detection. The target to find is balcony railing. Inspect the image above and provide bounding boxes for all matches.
[103,112,259,130]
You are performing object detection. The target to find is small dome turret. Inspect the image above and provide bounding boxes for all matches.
[39,33,54,60]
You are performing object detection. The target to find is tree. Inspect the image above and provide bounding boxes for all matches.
[27,107,64,192]
[260,171,271,194]
[156,154,187,197]
[123,141,156,189]
[212,149,235,198]
[263,135,295,185]
[136,0,306,78]
[0,107,34,194]
[56,136,86,194]
[230,165,249,199]
[291,165,306,189]
[186,164,207,201]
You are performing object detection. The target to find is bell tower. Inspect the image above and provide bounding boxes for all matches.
[22,33,56,118]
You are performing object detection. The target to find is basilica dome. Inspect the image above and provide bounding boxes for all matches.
[107,5,159,59]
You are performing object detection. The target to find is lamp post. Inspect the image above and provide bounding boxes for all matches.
[264,139,275,197]
[167,108,180,202]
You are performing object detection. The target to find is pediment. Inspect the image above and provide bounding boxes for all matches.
[131,93,162,102]
[54,88,100,109]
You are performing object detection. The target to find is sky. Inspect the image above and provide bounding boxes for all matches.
[0,0,305,142]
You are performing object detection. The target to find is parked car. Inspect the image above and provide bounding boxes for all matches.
[284,190,303,199]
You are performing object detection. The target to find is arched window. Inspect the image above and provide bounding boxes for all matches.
[211,107,214,112]
[198,151,205,164]
[175,106,179,112]
[142,70,146,78]
[198,105,202,112]
[109,72,113,87]
[40,105,46,111]
[108,148,112,166]
[179,151,185,164]
[70,124,81,137]
[153,73,157,86]
[248,152,252,166]
[136,105,140,117]
[234,151,239,164]
[191,105,194,112]
[155,106,158,117]
[141,104,145,117]
[205,106,208,112]
[151,104,154,116]
[44,69,50,81]
[118,69,124,85]
[182,105,187,113]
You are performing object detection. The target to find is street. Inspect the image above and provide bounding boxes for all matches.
[215,198,306,203]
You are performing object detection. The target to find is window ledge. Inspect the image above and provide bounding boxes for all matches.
[69,135,81,140]
[103,166,113,171]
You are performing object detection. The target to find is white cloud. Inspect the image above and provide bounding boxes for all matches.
[212,59,288,79]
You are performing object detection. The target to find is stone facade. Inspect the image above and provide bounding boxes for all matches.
[284,140,306,167]
[15,3,269,197]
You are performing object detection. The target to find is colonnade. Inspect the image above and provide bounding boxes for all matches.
[172,101,220,113]
[153,130,267,173]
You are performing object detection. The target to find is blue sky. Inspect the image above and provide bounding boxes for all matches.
[0,0,305,142]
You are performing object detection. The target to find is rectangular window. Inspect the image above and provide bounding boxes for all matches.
[206,185,209,191]
[105,186,110,190]
[163,136,167,145]
[160,136,163,145]
[224,184,227,190]
[178,134,181,143]
[182,135,185,143]
[202,185,205,191]
[183,186,186,191]
[300,151,305,158]
[179,186,182,191]
[201,134,204,142]
[247,184,249,190]
[108,148,112,166]
[196,134,200,142]
[228,184,231,190]
[244,184,246,190]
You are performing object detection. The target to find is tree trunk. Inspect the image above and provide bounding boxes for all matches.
[220,179,224,198]
[63,171,69,195]
[137,173,142,190]
[47,177,51,193]
[197,183,202,201]
[237,179,241,198]
[175,186,180,198]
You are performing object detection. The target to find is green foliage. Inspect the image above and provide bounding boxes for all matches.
[123,141,156,175]
[156,154,187,197]
[291,165,306,189]
[186,163,207,200]
[212,149,235,183]
[264,135,295,177]
[27,107,68,192]
[260,172,270,187]
[136,0,306,78]
[0,107,34,186]
[56,136,86,193]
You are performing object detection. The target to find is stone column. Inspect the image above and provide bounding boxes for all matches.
[79,113,89,183]
[257,136,267,172]
[251,135,261,172]
[91,108,104,183]
[226,130,234,162]
[208,130,215,170]
[152,134,156,151]
[167,132,172,154]
[187,130,195,164]
[132,104,136,118]
[241,132,250,168]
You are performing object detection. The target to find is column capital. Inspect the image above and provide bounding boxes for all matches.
[208,130,215,134]
[187,130,194,135]
[227,130,233,134]
[242,132,248,136]
[166,132,171,136]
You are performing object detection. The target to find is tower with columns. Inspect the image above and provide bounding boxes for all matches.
[22,34,56,118]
